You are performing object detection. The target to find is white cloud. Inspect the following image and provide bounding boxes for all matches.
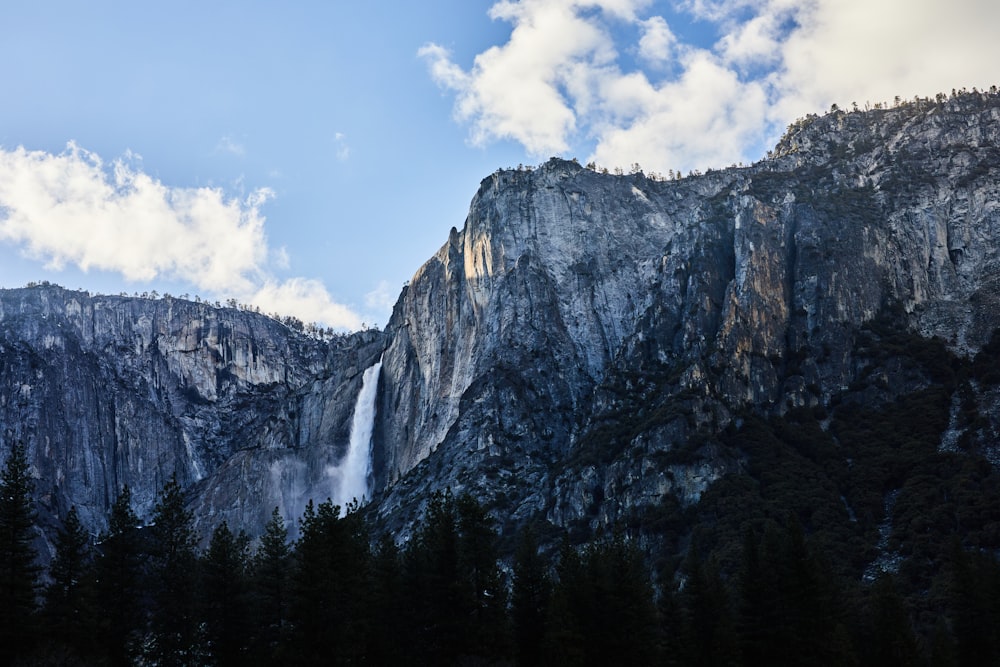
[638,16,676,66]
[590,50,768,172]
[772,0,1000,121]
[422,0,1000,175]
[248,278,362,330]
[0,142,361,329]
[420,0,628,156]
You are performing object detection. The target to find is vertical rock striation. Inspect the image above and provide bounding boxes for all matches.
[4,91,1000,546]
[0,286,385,542]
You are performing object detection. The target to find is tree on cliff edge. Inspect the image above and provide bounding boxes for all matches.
[0,441,39,662]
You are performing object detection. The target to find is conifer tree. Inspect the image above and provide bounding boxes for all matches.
[148,474,201,666]
[512,524,551,666]
[546,534,658,667]
[403,490,464,664]
[544,536,587,666]
[366,534,406,664]
[251,506,291,660]
[863,574,919,666]
[0,441,39,663]
[201,521,251,666]
[288,499,371,666]
[456,493,509,659]
[43,505,95,658]
[95,485,144,667]
[680,544,738,667]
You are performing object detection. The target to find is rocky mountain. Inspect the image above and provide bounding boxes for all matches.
[0,287,384,547]
[370,90,1000,543]
[3,90,1000,570]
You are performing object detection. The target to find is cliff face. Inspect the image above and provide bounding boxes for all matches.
[0,287,384,542]
[3,91,1000,549]
[369,91,1000,536]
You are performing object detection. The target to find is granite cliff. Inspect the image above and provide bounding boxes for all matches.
[370,90,1000,540]
[0,287,384,545]
[3,90,1000,557]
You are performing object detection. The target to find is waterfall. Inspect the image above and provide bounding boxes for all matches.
[329,357,382,512]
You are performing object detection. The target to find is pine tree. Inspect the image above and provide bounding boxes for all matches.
[147,474,201,666]
[512,525,551,666]
[680,544,738,667]
[43,505,95,659]
[403,490,464,664]
[0,441,39,663]
[544,536,587,666]
[251,507,291,661]
[95,485,144,667]
[288,499,371,666]
[366,534,406,664]
[863,574,919,666]
[201,521,251,666]
[456,493,509,660]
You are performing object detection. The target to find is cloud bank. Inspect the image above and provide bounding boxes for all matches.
[421,0,1000,173]
[0,142,362,330]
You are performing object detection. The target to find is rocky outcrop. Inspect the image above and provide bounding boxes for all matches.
[4,91,1000,550]
[369,91,1000,538]
[0,286,385,545]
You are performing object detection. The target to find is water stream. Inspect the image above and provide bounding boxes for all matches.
[329,357,382,512]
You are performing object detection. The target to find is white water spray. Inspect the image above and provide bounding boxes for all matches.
[330,358,382,512]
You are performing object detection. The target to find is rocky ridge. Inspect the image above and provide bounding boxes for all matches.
[369,90,1000,540]
[3,90,1000,554]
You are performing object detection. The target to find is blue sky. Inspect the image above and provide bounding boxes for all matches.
[1,0,997,329]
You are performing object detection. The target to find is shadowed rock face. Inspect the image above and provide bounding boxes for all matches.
[0,287,385,543]
[4,91,1000,547]
[369,92,1000,537]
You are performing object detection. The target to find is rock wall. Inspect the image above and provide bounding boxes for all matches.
[369,91,1000,537]
[4,91,1000,548]
[0,286,385,543]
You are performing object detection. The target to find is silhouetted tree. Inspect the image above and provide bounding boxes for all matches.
[401,491,508,664]
[680,544,738,667]
[512,525,551,666]
[456,493,509,659]
[861,574,919,667]
[948,542,1000,665]
[250,507,291,662]
[147,475,201,666]
[200,521,251,666]
[95,485,144,666]
[0,441,39,663]
[365,534,406,664]
[43,505,95,659]
[546,533,658,666]
[288,499,370,666]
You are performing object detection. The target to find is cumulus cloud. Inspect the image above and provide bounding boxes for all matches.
[638,16,676,66]
[249,278,362,330]
[422,0,1000,174]
[0,142,361,329]
[420,0,632,155]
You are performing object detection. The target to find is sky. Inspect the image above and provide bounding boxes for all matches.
[0,0,997,330]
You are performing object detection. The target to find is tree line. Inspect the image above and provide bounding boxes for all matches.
[3,437,999,665]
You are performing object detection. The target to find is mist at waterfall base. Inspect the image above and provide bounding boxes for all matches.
[328,359,383,513]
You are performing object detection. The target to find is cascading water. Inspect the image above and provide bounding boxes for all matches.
[329,357,382,512]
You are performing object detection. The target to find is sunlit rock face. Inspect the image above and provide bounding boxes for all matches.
[4,92,1000,547]
[0,286,385,542]
[370,92,1000,537]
